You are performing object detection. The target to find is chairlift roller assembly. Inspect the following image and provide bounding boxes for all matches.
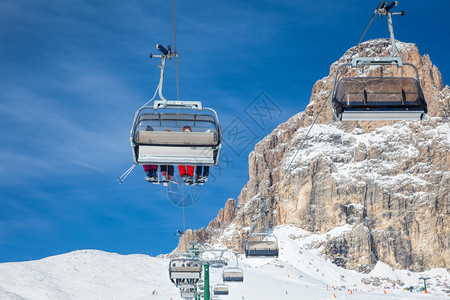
[330,1,427,121]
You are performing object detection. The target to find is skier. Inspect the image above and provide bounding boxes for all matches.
[161,129,175,182]
[143,126,158,181]
[178,125,195,183]
[195,165,209,184]
[194,129,211,184]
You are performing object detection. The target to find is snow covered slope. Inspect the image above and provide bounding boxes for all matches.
[1,225,448,299]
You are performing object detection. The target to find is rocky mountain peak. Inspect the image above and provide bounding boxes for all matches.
[177,39,449,273]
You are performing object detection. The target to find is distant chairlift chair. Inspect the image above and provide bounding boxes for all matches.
[244,232,279,258]
[179,286,196,299]
[213,283,229,295]
[222,267,244,282]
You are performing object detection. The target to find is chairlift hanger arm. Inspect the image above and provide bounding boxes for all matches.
[357,1,404,57]
[148,44,178,104]
[373,1,404,56]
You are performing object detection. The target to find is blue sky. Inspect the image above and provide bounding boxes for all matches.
[0,0,449,263]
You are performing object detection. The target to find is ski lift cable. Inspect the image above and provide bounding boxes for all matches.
[273,73,341,195]
[116,79,162,183]
[244,74,340,228]
[356,0,383,57]
[244,69,345,209]
[182,183,186,233]
[172,0,179,101]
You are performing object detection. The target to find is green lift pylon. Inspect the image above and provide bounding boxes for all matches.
[204,263,210,300]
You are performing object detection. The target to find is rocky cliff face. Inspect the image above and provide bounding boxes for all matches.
[177,39,450,273]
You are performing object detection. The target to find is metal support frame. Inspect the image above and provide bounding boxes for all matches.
[187,248,228,267]
[374,1,404,57]
[149,44,177,104]
[204,263,210,300]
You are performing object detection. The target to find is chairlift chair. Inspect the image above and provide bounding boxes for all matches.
[168,258,202,286]
[331,57,427,121]
[131,101,222,166]
[118,44,222,184]
[222,267,244,282]
[244,233,279,258]
[330,1,427,121]
[213,284,229,295]
[130,44,222,167]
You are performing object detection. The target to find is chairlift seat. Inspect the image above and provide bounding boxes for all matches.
[138,146,215,165]
[332,77,427,121]
[135,131,218,146]
[170,266,203,272]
